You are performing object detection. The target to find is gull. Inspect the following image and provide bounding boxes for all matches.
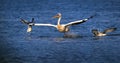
[20,13,94,33]
[20,18,35,32]
[92,28,117,36]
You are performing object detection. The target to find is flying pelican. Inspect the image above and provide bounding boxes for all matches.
[20,13,94,33]
[92,28,117,36]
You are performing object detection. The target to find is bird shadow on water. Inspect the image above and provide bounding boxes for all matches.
[23,32,120,42]
[63,32,82,38]
[92,36,105,40]
[53,33,83,42]
[23,32,83,42]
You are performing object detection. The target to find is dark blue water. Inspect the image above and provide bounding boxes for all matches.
[0,0,120,63]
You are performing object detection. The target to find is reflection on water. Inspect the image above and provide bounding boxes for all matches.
[53,37,65,42]
[24,32,84,42]
[63,32,82,38]
[92,36,103,40]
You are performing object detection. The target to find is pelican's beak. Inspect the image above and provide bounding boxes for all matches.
[52,15,59,18]
[52,13,61,18]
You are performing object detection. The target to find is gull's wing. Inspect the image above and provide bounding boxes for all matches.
[64,15,94,27]
[20,18,35,32]
[20,19,33,32]
[103,28,117,34]
[31,18,35,23]
[20,18,29,24]
[34,23,57,28]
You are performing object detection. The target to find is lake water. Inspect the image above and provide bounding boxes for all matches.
[0,0,120,63]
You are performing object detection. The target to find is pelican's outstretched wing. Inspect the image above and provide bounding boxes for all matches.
[64,15,95,27]
[103,28,117,34]
[34,23,57,28]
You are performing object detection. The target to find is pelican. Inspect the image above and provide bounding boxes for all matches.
[92,28,117,36]
[20,13,94,33]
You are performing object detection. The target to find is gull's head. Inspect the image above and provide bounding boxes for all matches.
[92,29,98,33]
[53,13,61,18]
[92,29,99,36]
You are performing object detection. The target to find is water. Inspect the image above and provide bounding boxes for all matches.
[0,0,120,63]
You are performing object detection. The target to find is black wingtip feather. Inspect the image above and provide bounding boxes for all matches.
[88,14,96,19]
[20,18,28,24]
[31,18,34,23]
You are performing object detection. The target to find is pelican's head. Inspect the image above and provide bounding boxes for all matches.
[53,13,61,18]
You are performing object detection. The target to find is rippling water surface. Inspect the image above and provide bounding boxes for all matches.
[0,0,120,63]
